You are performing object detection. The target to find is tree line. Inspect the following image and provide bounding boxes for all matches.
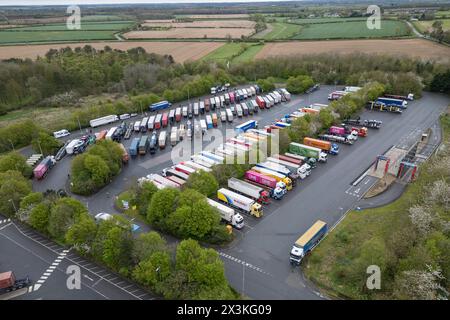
[1,47,449,155]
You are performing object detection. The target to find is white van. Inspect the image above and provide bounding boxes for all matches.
[53,129,70,139]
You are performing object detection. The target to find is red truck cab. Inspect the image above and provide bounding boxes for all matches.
[162,112,169,128]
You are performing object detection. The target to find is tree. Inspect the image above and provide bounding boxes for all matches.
[168,199,221,239]
[20,192,43,210]
[83,154,110,187]
[29,202,51,234]
[47,197,89,241]
[0,170,32,217]
[175,239,229,289]
[31,132,62,156]
[408,205,434,236]
[147,188,180,227]
[318,108,335,131]
[394,267,447,300]
[102,226,133,272]
[286,75,314,94]
[132,251,171,287]
[135,181,158,216]
[430,69,450,94]
[132,231,167,264]
[185,171,219,198]
[0,152,32,177]
[65,216,98,253]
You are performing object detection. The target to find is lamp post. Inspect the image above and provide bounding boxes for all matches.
[7,139,15,151]
[77,116,82,134]
[242,262,249,297]
[8,199,17,213]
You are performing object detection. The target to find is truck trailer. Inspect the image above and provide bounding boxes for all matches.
[303,137,339,155]
[289,142,328,162]
[228,177,270,204]
[217,188,263,218]
[33,156,56,180]
[0,271,31,294]
[290,220,327,265]
[244,170,286,200]
[207,198,244,229]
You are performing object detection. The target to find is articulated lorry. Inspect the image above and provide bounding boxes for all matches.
[329,126,358,141]
[33,156,56,180]
[344,118,382,129]
[384,93,414,101]
[217,188,263,218]
[376,97,408,108]
[255,161,297,183]
[149,100,171,112]
[0,271,31,294]
[207,198,244,229]
[318,134,353,145]
[244,170,286,200]
[289,142,328,163]
[284,152,317,169]
[266,157,309,179]
[251,166,293,191]
[228,177,270,204]
[235,120,258,133]
[303,137,339,155]
[328,90,348,100]
[290,220,327,266]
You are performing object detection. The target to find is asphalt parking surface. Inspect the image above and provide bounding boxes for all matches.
[15,85,450,300]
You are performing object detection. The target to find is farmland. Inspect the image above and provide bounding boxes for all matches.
[255,39,450,62]
[142,19,255,28]
[293,20,410,40]
[175,14,250,19]
[413,19,450,33]
[0,20,134,44]
[254,22,301,40]
[124,28,253,39]
[202,42,263,63]
[0,41,224,62]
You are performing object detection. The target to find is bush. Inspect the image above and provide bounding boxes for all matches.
[0,170,32,217]
[31,132,62,156]
[184,170,219,198]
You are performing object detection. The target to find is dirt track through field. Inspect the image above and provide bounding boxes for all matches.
[256,39,450,62]
[0,41,224,62]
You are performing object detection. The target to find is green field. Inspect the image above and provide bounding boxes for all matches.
[5,21,134,31]
[81,15,132,21]
[304,114,450,300]
[256,22,301,40]
[413,19,450,33]
[436,10,450,18]
[289,17,368,24]
[0,30,116,44]
[202,42,262,63]
[293,20,410,40]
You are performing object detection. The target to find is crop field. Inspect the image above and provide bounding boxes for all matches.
[0,41,224,62]
[255,39,450,62]
[0,30,116,43]
[254,22,301,40]
[4,21,134,31]
[142,20,255,28]
[124,27,253,39]
[289,17,368,24]
[202,42,263,63]
[293,20,410,39]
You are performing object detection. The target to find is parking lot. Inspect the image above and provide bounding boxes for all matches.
[21,84,450,300]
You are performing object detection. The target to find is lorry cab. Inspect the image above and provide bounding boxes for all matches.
[251,202,263,218]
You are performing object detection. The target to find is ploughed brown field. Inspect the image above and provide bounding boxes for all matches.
[256,39,450,62]
[0,41,224,62]
[143,20,256,28]
[124,28,253,39]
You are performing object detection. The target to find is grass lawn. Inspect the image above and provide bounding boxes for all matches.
[0,30,116,44]
[293,20,410,40]
[258,22,301,40]
[303,113,450,299]
[5,21,134,31]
